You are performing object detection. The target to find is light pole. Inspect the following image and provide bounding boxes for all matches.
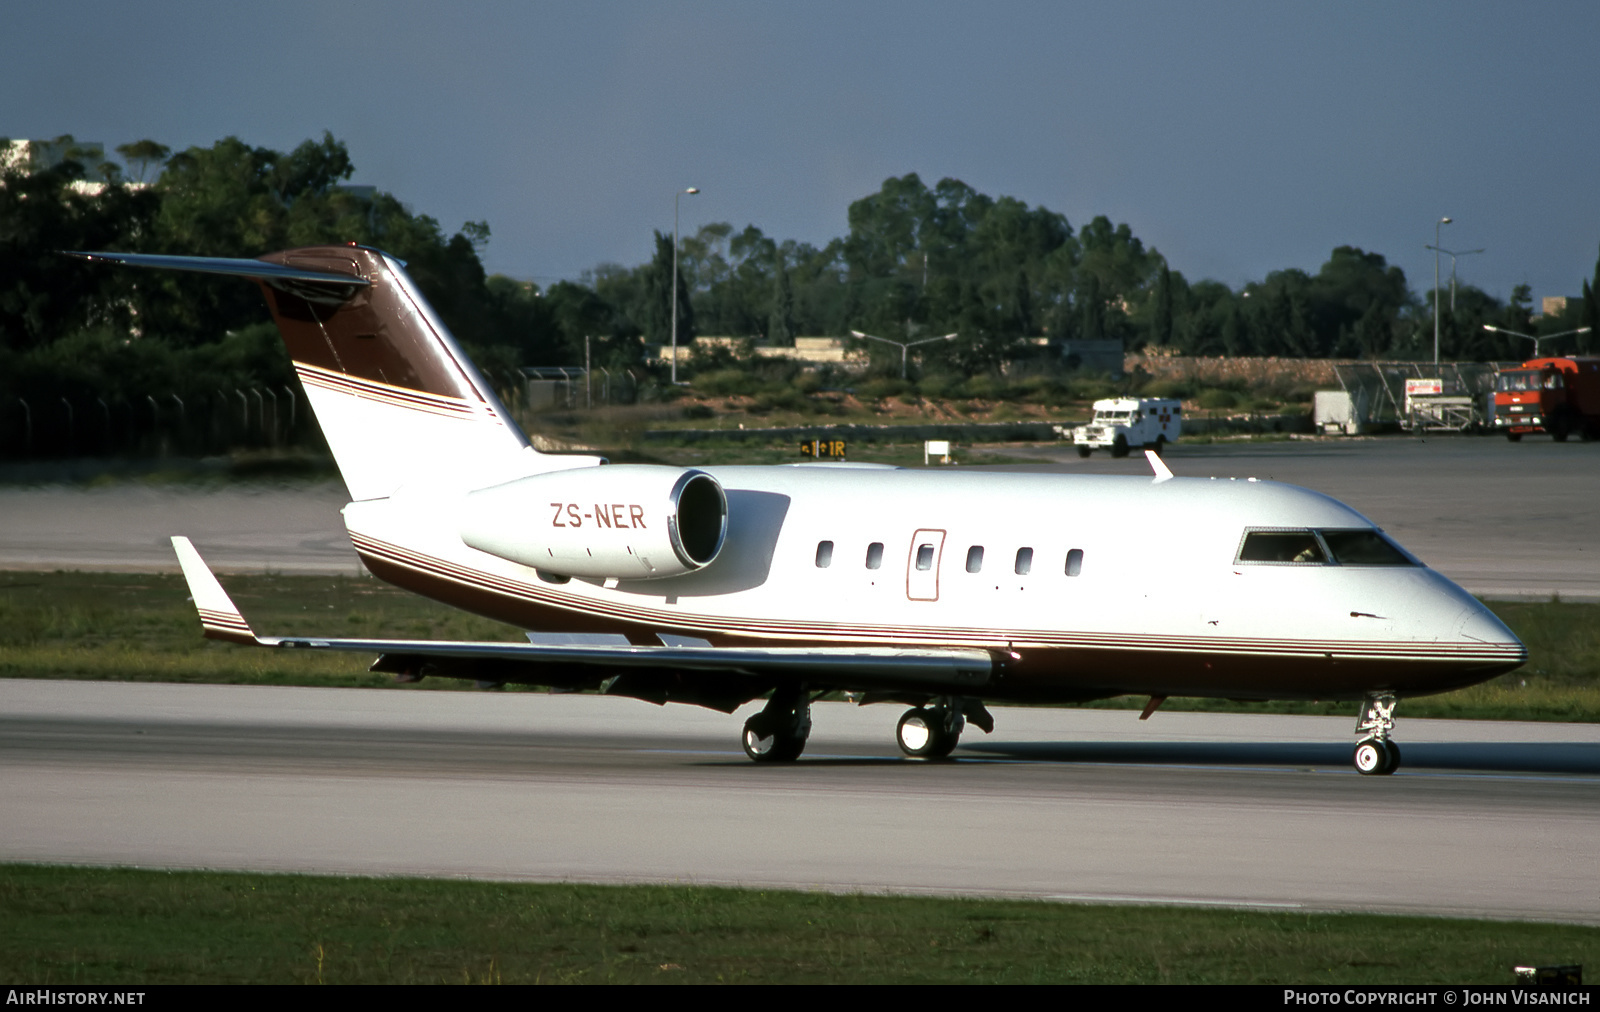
[1482,324,1591,359]
[849,330,958,380]
[671,186,700,384]
[1432,217,1451,366]
[1423,244,1485,313]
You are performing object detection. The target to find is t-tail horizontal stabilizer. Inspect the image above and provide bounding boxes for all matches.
[74,245,540,501]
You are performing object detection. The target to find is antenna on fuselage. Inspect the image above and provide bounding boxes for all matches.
[1145,450,1173,483]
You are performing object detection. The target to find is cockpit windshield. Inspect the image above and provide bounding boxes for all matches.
[1236,529,1416,566]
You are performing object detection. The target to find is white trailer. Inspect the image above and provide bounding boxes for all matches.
[1063,397,1183,457]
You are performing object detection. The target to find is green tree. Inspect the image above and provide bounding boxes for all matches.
[114,140,171,184]
[769,255,795,346]
[1151,262,1174,348]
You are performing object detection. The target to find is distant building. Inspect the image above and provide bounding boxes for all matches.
[653,336,866,367]
[1,138,143,195]
[1059,338,1124,376]
[1541,296,1571,319]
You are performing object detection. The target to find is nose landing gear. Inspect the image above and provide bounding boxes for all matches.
[1353,692,1401,775]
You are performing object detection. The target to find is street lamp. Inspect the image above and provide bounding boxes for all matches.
[671,186,700,384]
[1432,216,1451,366]
[849,330,958,380]
[1482,324,1591,359]
[1423,244,1485,313]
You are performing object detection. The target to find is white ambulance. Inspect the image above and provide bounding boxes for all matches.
[1067,397,1183,458]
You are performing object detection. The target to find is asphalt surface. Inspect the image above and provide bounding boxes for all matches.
[2,437,1597,922]
[988,435,1600,600]
[4,680,1598,923]
[1,436,1595,597]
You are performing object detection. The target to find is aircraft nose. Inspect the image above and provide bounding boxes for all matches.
[1455,602,1526,661]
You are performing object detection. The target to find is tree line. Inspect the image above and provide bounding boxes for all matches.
[4,131,1600,427]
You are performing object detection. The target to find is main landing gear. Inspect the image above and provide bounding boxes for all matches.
[895,697,994,760]
[742,686,811,762]
[739,692,994,763]
[1352,692,1402,775]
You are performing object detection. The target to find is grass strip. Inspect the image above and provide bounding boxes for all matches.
[2,865,1595,984]
[2,571,1597,720]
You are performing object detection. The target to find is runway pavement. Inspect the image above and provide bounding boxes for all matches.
[4,679,1598,923]
[1,436,1595,598]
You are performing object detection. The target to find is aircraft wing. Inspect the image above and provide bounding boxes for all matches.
[172,537,995,708]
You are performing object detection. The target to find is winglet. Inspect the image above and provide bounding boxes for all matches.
[170,537,259,644]
[1145,449,1174,482]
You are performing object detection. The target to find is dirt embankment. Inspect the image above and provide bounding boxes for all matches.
[1127,354,1345,388]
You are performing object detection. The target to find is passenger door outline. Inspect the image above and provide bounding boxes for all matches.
[906,529,946,602]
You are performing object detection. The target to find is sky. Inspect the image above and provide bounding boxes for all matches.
[6,0,1599,304]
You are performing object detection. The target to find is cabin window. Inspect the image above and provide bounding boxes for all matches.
[1065,548,1083,577]
[815,541,834,568]
[965,546,984,573]
[915,544,935,571]
[865,542,884,569]
[1237,530,1326,564]
[1014,548,1033,575]
[1319,529,1415,566]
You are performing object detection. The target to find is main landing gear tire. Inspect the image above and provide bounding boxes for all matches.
[897,707,961,759]
[743,712,808,762]
[1353,739,1400,776]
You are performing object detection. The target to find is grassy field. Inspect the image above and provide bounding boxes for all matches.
[2,865,1594,984]
[1,570,1597,721]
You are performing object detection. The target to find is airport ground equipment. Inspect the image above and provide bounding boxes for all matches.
[1492,356,1600,442]
[1327,362,1504,434]
[1066,397,1182,457]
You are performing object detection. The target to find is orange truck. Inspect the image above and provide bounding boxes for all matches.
[1492,356,1600,442]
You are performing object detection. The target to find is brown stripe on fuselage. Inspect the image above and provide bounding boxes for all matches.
[353,543,1521,704]
[350,533,1519,663]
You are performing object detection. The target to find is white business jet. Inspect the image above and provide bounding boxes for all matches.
[72,246,1525,774]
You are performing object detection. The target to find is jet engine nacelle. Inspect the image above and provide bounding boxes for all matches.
[460,465,727,580]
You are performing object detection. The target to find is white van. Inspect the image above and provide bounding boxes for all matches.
[1065,397,1182,457]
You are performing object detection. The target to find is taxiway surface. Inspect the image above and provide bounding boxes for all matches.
[5,680,1597,923]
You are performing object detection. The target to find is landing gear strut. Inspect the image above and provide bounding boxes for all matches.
[742,686,811,762]
[896,697,988,759]
[1352,692,1401,775]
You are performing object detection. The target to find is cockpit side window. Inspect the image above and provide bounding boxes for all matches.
[1320,529,1416,566]
[1236,528,1419,566]
[1236,530,1327,564]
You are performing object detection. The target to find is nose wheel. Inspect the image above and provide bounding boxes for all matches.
[1353,693,1401,775]
[1353,738,1401,775]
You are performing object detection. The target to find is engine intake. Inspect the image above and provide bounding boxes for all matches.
[460,465,727,580]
